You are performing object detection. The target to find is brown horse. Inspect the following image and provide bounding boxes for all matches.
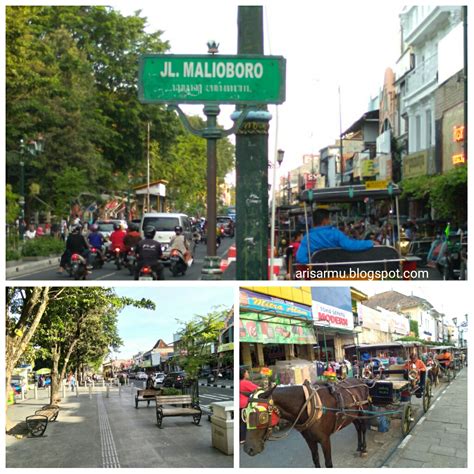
[243,378,370,468]
[426,359,440,386]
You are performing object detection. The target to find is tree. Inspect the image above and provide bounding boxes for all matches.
[5,287,62,429]
[31,287,155,404]
[6,184,20,225]
[175,307,229,400]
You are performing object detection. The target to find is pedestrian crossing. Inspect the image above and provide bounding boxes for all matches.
[199,392,233,412]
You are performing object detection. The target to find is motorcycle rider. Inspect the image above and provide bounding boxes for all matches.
[134,226,164,280]
[170,226,191,260]
[123,223,141,252]
[87,223,105,262]
[58,224,90,273]
[109,223,127,260]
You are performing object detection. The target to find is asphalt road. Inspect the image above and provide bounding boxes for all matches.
[10,237,235,281]
[240,378,447,468]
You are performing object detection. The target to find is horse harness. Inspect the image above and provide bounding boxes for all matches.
[244,379,370,439]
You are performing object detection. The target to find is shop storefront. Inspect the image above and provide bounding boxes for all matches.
[240,288,316,370]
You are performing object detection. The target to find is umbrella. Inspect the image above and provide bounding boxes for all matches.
[35,368,51,375]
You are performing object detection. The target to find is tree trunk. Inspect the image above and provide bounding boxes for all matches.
[5,287,51,432]
[50,351,61,405]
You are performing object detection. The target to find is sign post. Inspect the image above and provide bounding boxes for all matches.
[139,38,286,279]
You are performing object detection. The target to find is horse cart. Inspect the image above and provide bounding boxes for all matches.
[288,184,421,280]
[429,345,457,382]
[363,363,432,436]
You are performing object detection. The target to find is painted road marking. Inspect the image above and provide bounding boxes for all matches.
[418,416,426,425]
[97,394,120,468]
[398,434,412,450]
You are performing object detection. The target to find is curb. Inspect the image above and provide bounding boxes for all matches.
[199,383,233,389]
[6,256,61,278]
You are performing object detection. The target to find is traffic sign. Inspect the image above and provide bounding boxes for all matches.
[139,54,286,104]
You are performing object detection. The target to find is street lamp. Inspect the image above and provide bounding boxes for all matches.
[270,149,284,280]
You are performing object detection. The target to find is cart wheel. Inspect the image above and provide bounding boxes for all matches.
[451,367,456,380]
[402,404,413,436]
[422,380,432,412]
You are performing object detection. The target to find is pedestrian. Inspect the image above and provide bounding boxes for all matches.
[146,372,154,389]
[239,368,259,444]
[24,223,36,240]
[70,373,76,392]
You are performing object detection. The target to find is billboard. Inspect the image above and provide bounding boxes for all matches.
[311,287,354,330]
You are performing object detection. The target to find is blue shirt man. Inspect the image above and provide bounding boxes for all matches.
[296,209,374,264]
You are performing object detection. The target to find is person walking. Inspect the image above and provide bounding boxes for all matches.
[70,373,76,392]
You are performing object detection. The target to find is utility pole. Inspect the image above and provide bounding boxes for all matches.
[146,122,151,212]
[234,6,271,280]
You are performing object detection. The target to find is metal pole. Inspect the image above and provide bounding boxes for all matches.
[269,115,280,280]
[147,121,151,212]
[34,385,38,400]
[89,385,92,399]
[463,6,468,163]
[106,384,110,398]
[204,105,219,257]
[338,86,344,187]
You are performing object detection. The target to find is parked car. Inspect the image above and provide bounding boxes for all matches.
[162,371,190,389]
[154,372,166,386]
[135,371,148,380]
[128,372,136,379]
[140,213,193,261]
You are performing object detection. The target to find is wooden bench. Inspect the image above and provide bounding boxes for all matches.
[26,404,60,437]
[135,388,160,408]
[155,394,201,428]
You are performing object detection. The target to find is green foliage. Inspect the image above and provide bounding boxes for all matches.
[21,237,65,257]
[175,307,230,380]
[161,387,181,396]
[6,184,20,225]
[6,249,21,262]
[52,167,90,216]
[409,320,419,338]
[400,166,467,222]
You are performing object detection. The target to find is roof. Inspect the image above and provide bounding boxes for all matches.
[133,179,168,190]
[364,291,434,312]
[346,341,422,350]
[342,110,379,136]
[300,184,401,204]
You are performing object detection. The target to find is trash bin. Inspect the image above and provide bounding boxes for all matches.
[210,400,234,455]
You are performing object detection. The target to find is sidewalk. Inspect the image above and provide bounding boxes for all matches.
[384,368,467,468]
[6,385,232,468]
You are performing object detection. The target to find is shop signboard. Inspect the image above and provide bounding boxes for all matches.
[311,287,354,330]
[217,342,234,352]
[240,289,313,320]
[151,353,161,366]
[240,312,316,344]
[357,303,389,332]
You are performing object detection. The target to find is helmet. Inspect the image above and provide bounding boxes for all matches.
[90,224,98,232]
[144,225,156,239]
[174,226,183,234]
[128,223,139,232]
[113,223,121,231]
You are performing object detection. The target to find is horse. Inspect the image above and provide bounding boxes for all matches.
[243,378,370,468]
[426,358,440,386]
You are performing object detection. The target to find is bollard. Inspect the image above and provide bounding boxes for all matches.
[130,386,134,396]
[47,385,51,399]
[76,385,79,398]
[92,380,95,388]
[106,384,110,398]
[20,387,25,401]
[118,385,122,397]
[142,381,146,389]
[102,379,105,388]
[89,385,92,399]
[34,385,38,400]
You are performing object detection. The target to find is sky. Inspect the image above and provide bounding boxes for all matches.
[113,0,404,180]
[110,287,234,359]
[353,282,469,326]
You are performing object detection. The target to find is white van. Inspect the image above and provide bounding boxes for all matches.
[140,213,193,260]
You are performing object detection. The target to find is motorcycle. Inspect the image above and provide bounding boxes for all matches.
[137,264,160,280]
[125,247,137,276]
[169,248,188,277]
[111,247,124,270]
[67,253,88,280]
[87,247,104,270]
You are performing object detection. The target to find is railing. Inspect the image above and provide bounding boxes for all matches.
[405,54,438,97]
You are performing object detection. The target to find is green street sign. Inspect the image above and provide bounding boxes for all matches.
[139,54,286,104]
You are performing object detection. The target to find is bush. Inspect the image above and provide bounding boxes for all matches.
[21,237,65,257]
[6,248,21,261]
[161,387,181,396]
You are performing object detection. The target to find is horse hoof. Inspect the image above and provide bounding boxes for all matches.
[360,451,368,458]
